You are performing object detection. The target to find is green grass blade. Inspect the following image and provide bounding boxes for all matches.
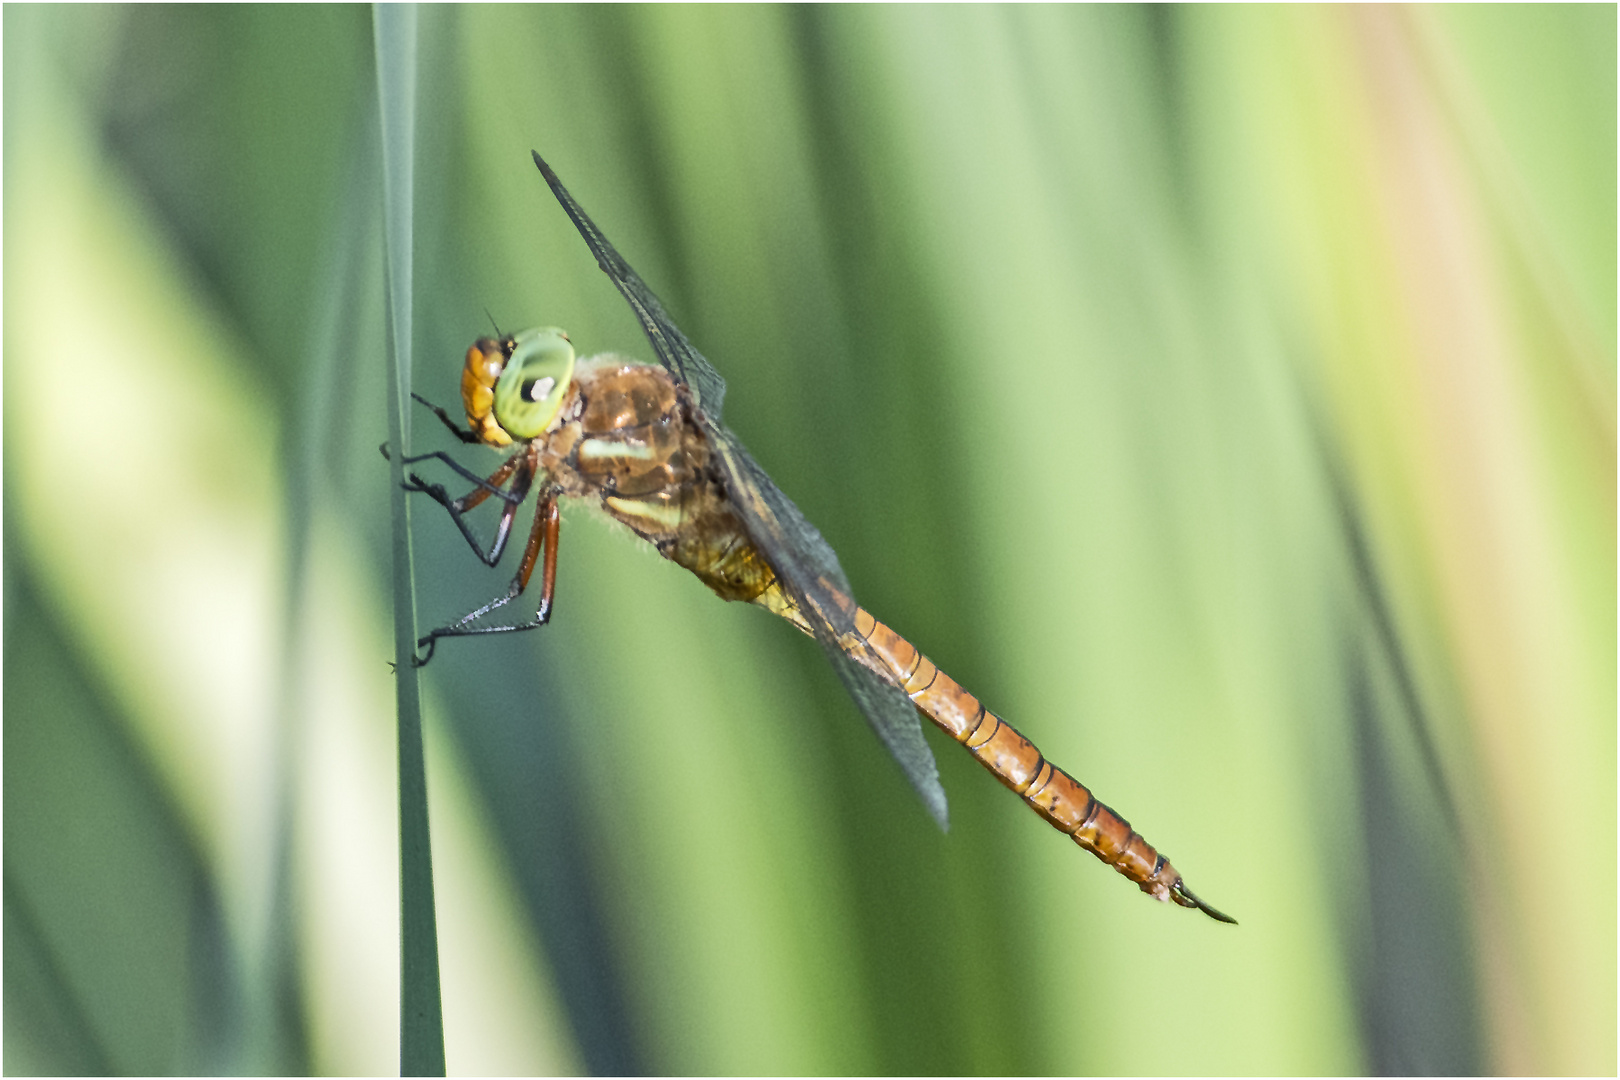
[373,5,446,1075]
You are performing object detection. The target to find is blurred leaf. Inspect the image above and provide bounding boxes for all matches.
[373,4,447,1076]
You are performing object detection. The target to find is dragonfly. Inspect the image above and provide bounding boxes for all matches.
[396,150,1234,924]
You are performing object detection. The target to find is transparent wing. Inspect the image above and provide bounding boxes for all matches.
[707,432,949,830]
[533,151,727,419]
[533,150,948,829]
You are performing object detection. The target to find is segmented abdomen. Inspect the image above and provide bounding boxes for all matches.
[848,607,1220,915]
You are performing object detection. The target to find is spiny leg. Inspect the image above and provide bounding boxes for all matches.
[414,494,561,666]
[381,386,524,520]
[411,391,481,444]
[401,452,531,567]
[380,439,526,505]
[393,447,522,502]
[379,388,515,488]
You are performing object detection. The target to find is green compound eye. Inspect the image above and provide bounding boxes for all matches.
[493,327,575,440]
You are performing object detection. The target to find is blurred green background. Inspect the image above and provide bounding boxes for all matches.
[5,5,1613,1075]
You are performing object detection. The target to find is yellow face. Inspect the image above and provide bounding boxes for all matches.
[460,327,575,445]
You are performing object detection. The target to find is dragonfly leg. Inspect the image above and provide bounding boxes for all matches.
[398,451,531,567]
[410,391,482,444]
[414,494,561,666]
[386,446,524,505]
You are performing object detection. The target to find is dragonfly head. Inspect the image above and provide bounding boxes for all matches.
[461,327,575,446]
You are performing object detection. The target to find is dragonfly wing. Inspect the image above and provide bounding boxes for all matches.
[534,150,949,828]
[708,432,950,831]
[825,644,951,831]
[532,151,727,419]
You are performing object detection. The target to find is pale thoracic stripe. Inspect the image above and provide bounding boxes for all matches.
[603,495,685,530]
[578,437,657,462]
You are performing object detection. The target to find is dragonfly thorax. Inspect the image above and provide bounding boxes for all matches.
[526,358,783,609]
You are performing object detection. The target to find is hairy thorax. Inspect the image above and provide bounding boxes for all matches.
[538,358,779,605]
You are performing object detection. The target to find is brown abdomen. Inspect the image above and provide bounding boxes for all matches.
[847,607,1213,912]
